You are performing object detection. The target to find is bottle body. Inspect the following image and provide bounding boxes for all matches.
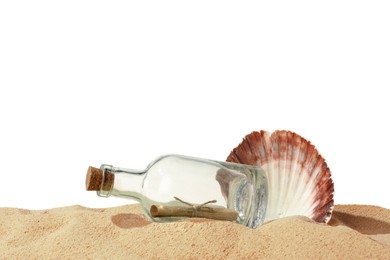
[94,154,268,228]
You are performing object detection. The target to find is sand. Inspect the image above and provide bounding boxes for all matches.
[1,204,390,259]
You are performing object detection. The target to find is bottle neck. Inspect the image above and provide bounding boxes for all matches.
[97,164,146,202]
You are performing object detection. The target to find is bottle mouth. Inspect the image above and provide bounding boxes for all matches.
[86,164,115,197]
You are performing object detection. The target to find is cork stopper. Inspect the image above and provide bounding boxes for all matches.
[86,166,115,191]
[86,166,103,190]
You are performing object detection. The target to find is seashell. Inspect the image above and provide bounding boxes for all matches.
[227,130,334,223]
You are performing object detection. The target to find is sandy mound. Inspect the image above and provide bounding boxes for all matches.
[1,204,389,259]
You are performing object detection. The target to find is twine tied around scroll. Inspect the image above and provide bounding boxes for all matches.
[149,197,238,221]
[173,196,217,217]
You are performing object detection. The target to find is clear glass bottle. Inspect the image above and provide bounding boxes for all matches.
[86,154,268,228]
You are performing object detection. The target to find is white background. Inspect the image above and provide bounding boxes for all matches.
[1,1,389,210]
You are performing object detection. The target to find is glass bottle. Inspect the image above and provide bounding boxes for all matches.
[86,154,268,228]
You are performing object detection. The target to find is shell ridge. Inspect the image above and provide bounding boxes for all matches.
[268,131,282,219]
[283,132,303,216]
[295,144,321,216]
[286,137,310,216]
[301,156,328,216]
[279,131,294,216]
[274,131,283,218]
[298,149,323,216]
[277,131,289,218]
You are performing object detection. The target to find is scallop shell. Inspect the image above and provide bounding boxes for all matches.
[227,130,334,223]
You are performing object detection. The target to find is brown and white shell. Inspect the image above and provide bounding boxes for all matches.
[227,130,334,223]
